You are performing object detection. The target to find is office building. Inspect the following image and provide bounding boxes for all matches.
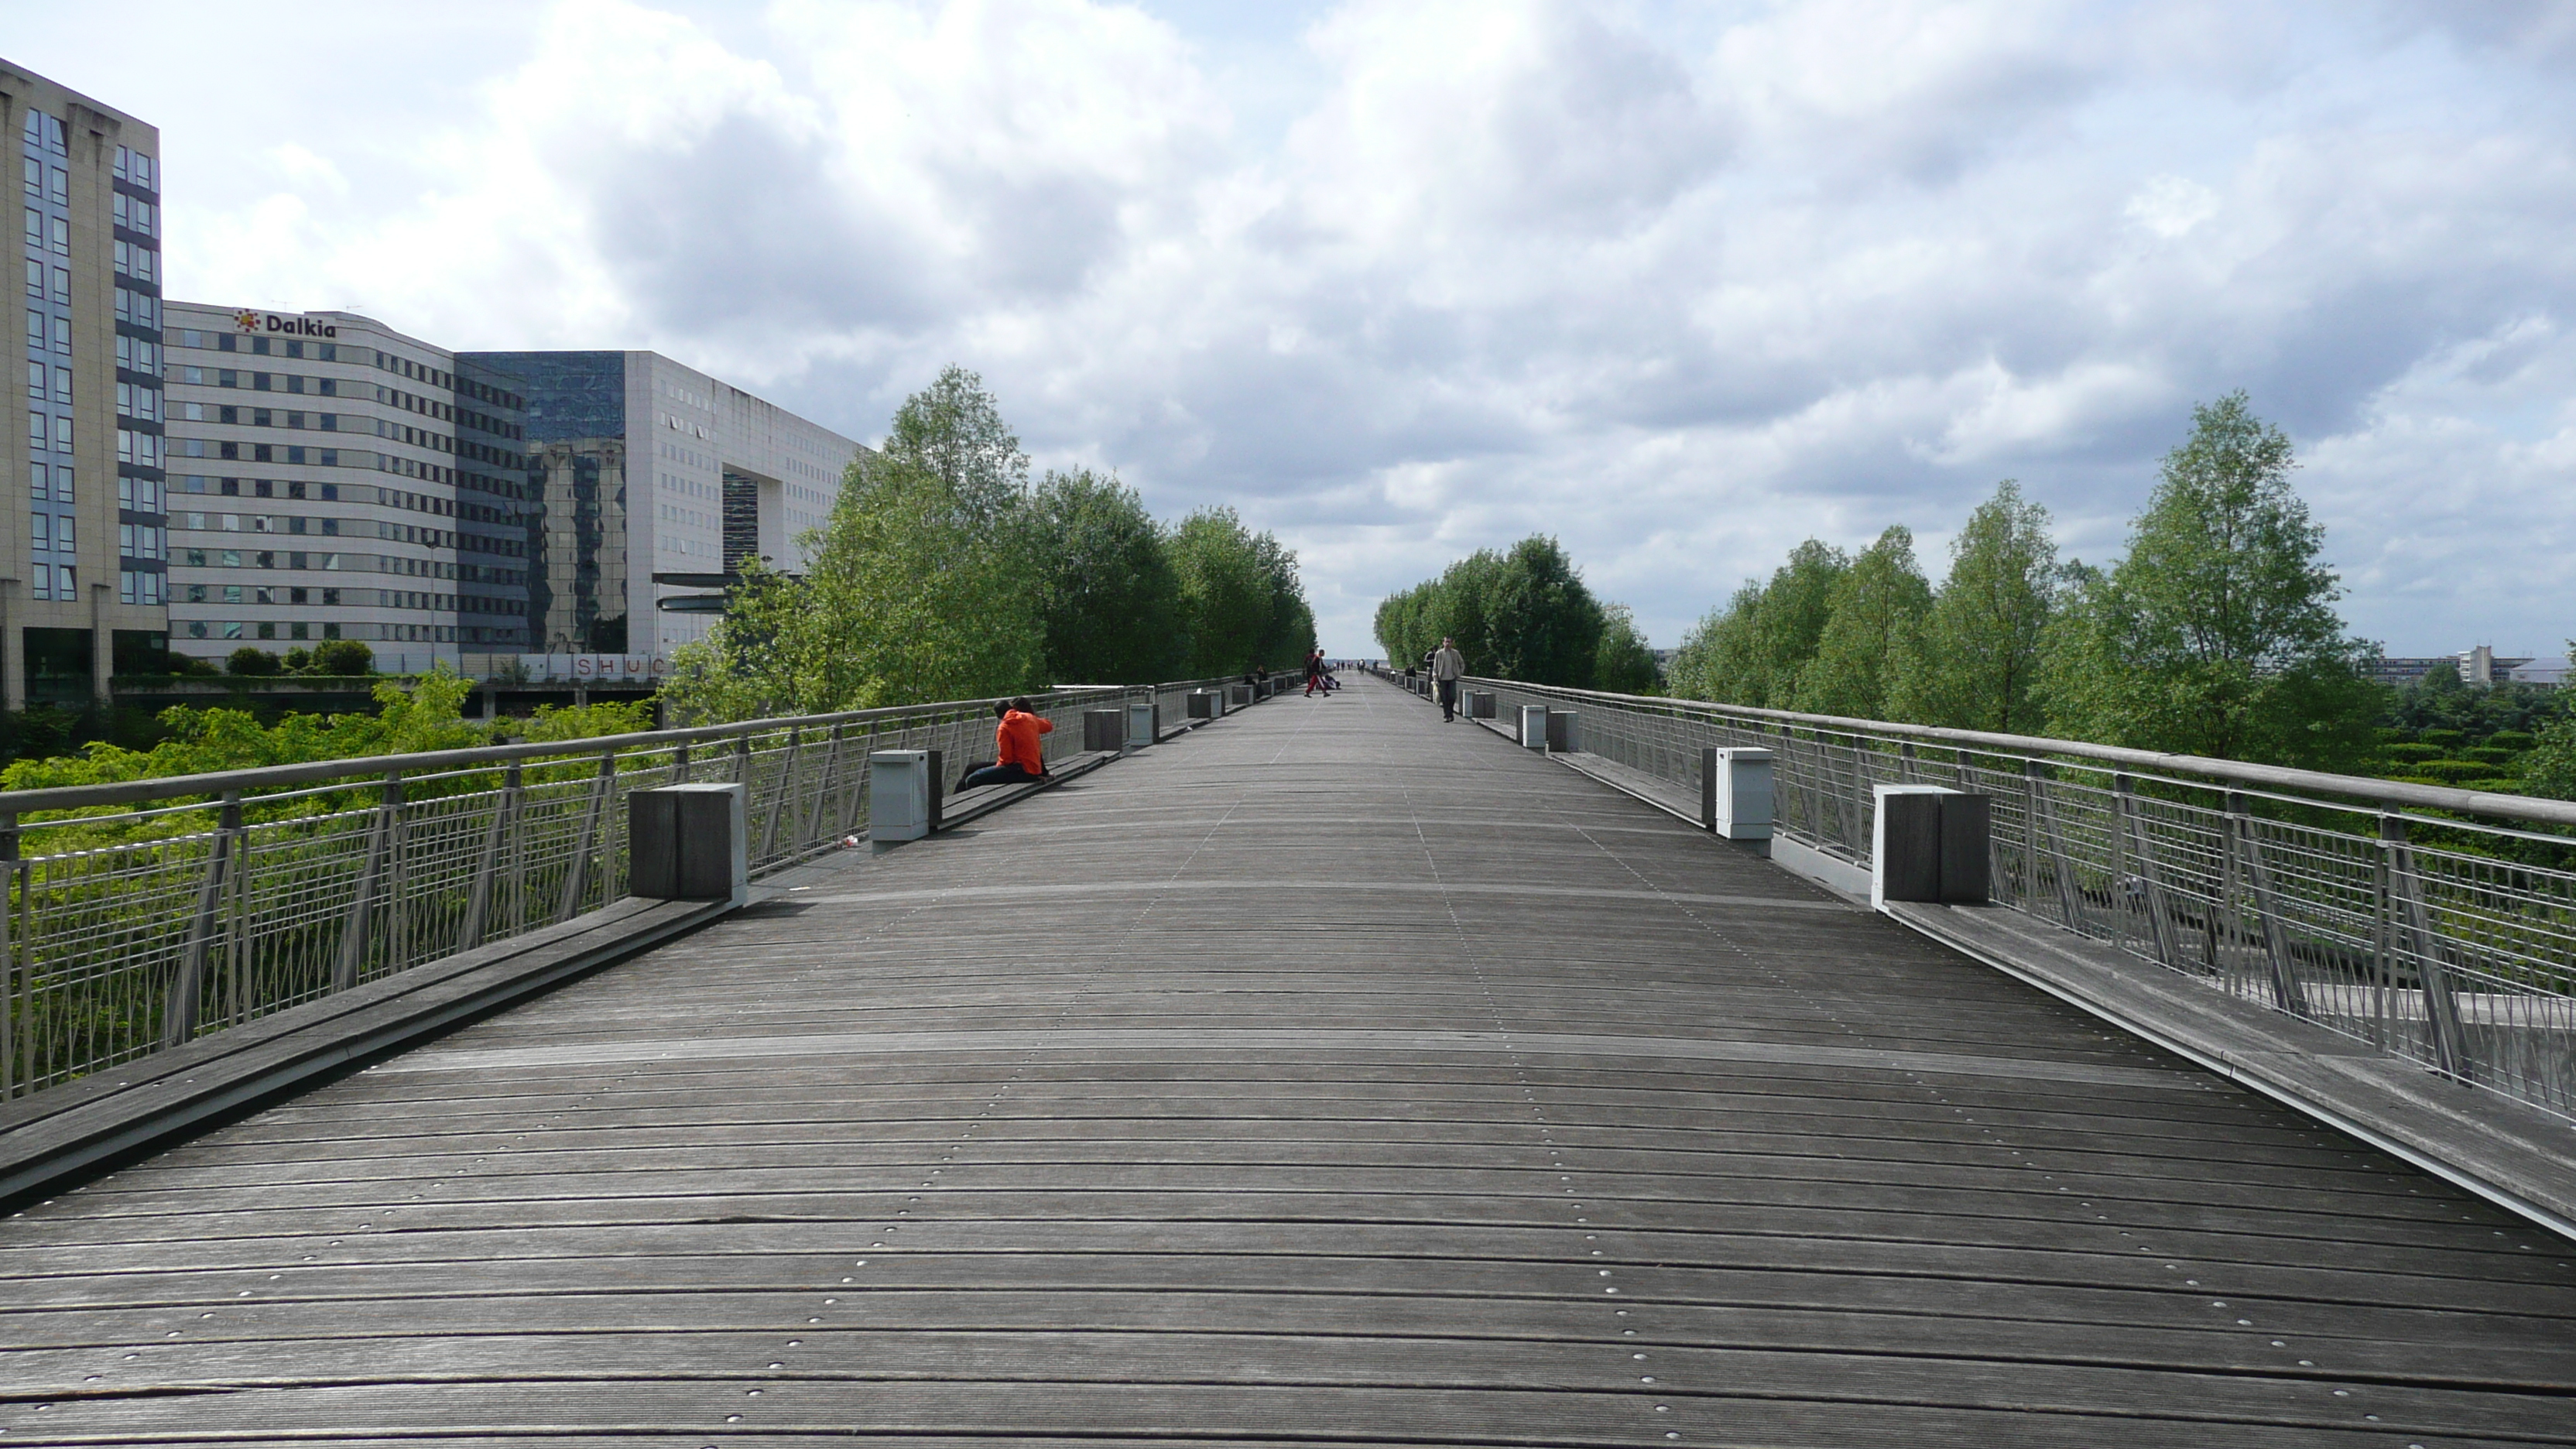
[461,351,861,658]
[161,304,534,669]
[5,61,166,705]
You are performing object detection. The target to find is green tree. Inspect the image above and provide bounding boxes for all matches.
[1248,528,1319,670]
[1482,536,1604,687]
[1170,507,1273,676]
[1669,540,1848,707]
[663,369,1044,720]
[882,363,1029,522]
[1797,526,1932,719]
[2037,392,2378,769]
[1889,481,2061,732]
[1594,602,1662,694]
[1028,468,1186,684]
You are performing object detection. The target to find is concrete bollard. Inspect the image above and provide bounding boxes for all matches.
[1871,783,1991,909]
[1545,710,1579,753]
[1126,700,1157,749]
[629,783,748,906]
[1228,683,1254,708]
[1519,704,1550,749]
[1701,747,1774,855]
[870,750,937,845]
[1188,690,1219,720]
[1466,690,1496,720]
[1081,708,1124,752]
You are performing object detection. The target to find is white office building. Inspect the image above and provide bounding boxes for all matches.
[160,304,535,670]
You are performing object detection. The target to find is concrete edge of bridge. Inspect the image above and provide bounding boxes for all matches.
[1889,899,2576,1245]
[0,893,737,1212]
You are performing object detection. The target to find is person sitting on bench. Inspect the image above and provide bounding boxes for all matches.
[957,698,1053,790]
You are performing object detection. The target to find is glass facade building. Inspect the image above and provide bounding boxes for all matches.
[465,350,861,659]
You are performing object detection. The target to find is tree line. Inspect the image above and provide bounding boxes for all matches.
[666,367,1317,721]
[1374,536,1662,693]
[1668,393,2382,772]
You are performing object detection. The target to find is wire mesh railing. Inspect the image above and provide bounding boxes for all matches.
[1440,674,2576,1123]
[0,680,1253,1101]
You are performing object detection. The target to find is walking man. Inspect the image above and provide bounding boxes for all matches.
[1431,636,1465,723]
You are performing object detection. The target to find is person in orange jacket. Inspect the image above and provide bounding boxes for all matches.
[957,697,1053,790]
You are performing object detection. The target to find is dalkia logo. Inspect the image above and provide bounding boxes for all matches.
[233,310,339,339]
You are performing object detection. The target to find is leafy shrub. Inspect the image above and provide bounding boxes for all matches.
[166,653,222,678]
[2526,718,2576,801]
[2464,745,2519,767]
[2380,742,2443,763]
[224,647,281,677]
[2409,759,2489,783]
[2461,777,2525,796]
[312,639,374,676]
[2420,728,2465,748]
[2488,730,2537,752]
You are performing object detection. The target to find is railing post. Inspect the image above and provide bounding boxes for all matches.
[2113,774,2181,968]
[0,811,14,1098]
[2225,793,2307,1017]
[554,750,616,924]
[2023,760,2088,935]
[762,726,801,863]
[163,793,245,1047]
[2380,814,2469,1080]
[332,775,402,993]
[457,764,522,954]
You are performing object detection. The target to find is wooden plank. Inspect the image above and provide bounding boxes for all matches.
[5,679,2574,1446]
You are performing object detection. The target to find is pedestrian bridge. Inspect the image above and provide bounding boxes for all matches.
[2,677,2572,1445]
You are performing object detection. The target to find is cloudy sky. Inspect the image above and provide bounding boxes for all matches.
[12,0,2573,656]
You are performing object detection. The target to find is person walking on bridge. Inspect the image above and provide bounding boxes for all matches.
[1431,636,1465,723]
[1304,648,1327,697]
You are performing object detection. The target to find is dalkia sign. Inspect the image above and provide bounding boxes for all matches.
[233,310,338,339]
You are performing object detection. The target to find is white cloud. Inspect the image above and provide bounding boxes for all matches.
[26,0,2570,654]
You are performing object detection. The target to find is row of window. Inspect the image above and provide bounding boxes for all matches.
[111,239,156,283]
[176,474,339,499]
[171,330,336,361]
[25,258,67,304]
[116,522,166,559]
[22,207,67,257]
[110,288,159,328]
[28,564,74,601]
[20,516,166,561]
[115,476,165,512]
[115,335,158,375]
[29,512,74,550]
[183,622,524,646]
[112,144,157,193]
[28,411,69,452]
[116,381,160,420]
[171,546,529,588]
[26,306,69,353]
[173,365,337,394]
[27,358,68,402]
[108,193,156,238]
[169,438,341,467]
[29,460,72,502]
[180,584,486,612]
[172,402,338,430]
[22,111,67,158]
[121,569,163,606]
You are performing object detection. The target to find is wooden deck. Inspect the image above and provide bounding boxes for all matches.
[2,677,2572,1447]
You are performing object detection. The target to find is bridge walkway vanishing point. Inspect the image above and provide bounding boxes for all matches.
[2,676,2573,1447]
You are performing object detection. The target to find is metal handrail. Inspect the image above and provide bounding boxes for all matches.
[0,677,1277,1099]
[1427,672,2576,1122]
[1460,677,2576,830]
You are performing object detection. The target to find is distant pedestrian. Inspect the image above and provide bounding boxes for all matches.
[1431,637,1464,722]
[1305,648,1327,697]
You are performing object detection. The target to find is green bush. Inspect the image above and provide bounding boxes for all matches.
[2464,745,2519,767]
[2380,742,2443,763]
[2488,730,2537,751]
[224,647,282,677]
[166,653,221,678]
[2461,777,2525,795]
[2410,759,2489,783]
[312,639,374,676]
[2420,728,2465,748]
